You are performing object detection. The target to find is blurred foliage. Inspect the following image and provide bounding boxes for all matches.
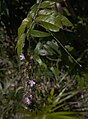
[0,0,88,119]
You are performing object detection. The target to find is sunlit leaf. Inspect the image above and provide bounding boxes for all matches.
[39,9,55,16]
[29,4,38,18]
[36,15,62,32]
[40,1,55,8]
[38,21,60,32]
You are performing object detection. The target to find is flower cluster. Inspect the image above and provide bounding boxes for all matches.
[22,91,32,106]
[27,80,36,87]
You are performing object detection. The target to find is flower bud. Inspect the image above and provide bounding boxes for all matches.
[55,2,63,14]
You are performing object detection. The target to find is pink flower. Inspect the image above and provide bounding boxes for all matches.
[27,80,36,87]
[23,97,31,105]
[20,53,25,61]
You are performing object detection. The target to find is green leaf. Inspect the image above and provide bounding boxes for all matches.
[29,4,38,18]
[47,114,79,119]
[50,88,54,96]
[16,33,26,56]
[65,45,74,52]
[46,41,61,55]
[61,16,73,26]
[30,30,51,37]
[54,91,78,106]
[18,109,35,115]
[15,86,23,96]
[36,15,62,32]
[40,1,54,8]
[36,57,47,69]
[34,42,43,54]
[50,112,80,115]
[39,9,55,16]
[18,18,29,38]
[68,56,73,63]
[34,46,47,69]
[47,97,52,103]
[46,112,81,119]
[50,104,65,112]
[44,44,56,55]
[39,21,60,32]
[63,7,71,16]
[50,67,59,80]
[53,88,66,105]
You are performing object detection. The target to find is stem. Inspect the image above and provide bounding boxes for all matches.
[26,0,43,79]
[27,0,42,36]
[26,0,42,54]
[49,31,82,67]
